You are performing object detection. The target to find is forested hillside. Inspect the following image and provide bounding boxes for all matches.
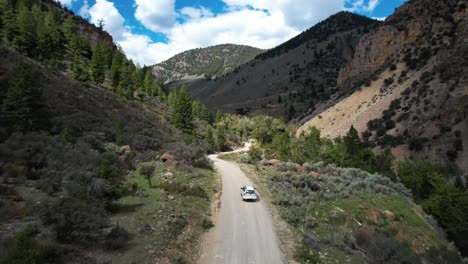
[0,0,233,263]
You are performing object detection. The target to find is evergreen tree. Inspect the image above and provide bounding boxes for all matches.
[168,89,178,110]
[36,10,62,59]
[215,124,226,151]
[154,82,165,101]
[15,6,36,56]
[143,70,153,94]
[111,50,125,88]
[90,42,107,84]
[62,16,80,54]
[1,61,48,131]
[173,85,193,133]
[214,111,223,125]
[1,1,17,42]
[70,54,90,82]
[344,125,362,156]
[205,128,215,151]
[132,67,143,91]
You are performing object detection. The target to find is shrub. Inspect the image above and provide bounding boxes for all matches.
[41,197,108,245]
[383,77,394,86]
[159,181,208,199]
[201,217,214,230]
[295,243,320,263]
[361,233,420,264]
[0,226,40,264]
[104,225,130,250]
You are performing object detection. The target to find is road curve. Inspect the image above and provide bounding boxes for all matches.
[199,144,283,264]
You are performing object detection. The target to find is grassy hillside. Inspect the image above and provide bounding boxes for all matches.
[152,44,263,82]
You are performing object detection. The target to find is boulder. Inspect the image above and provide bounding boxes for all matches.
[309,171,321,178]
[269,159,280,165]
[367,209,383,225]
[383,210,395,221]
[120,145,132,154]
[160,152,175,162]
[162,171,174,179]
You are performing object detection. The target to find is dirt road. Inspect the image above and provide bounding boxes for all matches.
[198,145,283,264]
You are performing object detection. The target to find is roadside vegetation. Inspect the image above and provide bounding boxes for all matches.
[218,114,466,263]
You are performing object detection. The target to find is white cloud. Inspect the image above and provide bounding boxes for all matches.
[347,0,380,12]
[82,0,381,66]
[88,0,126,40]
[134,0,176,33]
[372,16,386,21]
[179,6,214,20]
[78,0,89,18]
[56,0,74,7]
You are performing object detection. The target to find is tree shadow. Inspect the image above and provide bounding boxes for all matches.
[110,203,144,214]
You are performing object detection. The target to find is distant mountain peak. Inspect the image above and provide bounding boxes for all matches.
[152,44,263,82]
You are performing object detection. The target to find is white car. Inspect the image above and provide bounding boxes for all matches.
[240,186,258,201]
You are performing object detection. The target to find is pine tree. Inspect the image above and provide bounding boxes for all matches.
[2,61,48,131]
[15,6,36,56]
[205,128,215,151]
[215,124,226,151]
[70,54,90,82]
[143,70,153,93]
[62,16,80,54]
[111,50,125,88]
[132,67,143,91]
[90,42,107,84]
[2,1,17,42]
[154,82,165,101]
[36,10,62,59]
[175,85,193,133]
[344,125,362,156]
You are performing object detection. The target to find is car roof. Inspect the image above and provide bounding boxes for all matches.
[245,186,255,190]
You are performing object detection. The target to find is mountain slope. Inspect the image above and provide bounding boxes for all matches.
[152,44,263,82]
[0,1,218,263]
[190,12,379,119]
[298,0,468,172]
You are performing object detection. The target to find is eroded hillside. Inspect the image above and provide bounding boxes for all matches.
[299,0,468,172]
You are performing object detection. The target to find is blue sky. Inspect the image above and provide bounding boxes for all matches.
[58,0,407,66]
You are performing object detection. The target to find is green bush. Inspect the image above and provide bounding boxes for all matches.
[398,160,468,255]
[159,181,208,199]
[41,197,108,245]
[0,227,40,264]
[104,225,130,250]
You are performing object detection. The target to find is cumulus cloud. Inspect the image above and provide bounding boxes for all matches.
[179,6,214,20]
[347,0,380,12]
[56,0,74,7]
[78,0,89,18]
[134,0,176,33]
[88,0,126,40]
[82,0,381,66]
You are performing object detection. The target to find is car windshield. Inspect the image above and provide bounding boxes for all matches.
[246,190,256,194]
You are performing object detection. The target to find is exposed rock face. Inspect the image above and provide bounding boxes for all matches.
[338,0,460,88]
[299,0,468,171]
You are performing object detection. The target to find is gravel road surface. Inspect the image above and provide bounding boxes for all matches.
[199,145,283,264]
